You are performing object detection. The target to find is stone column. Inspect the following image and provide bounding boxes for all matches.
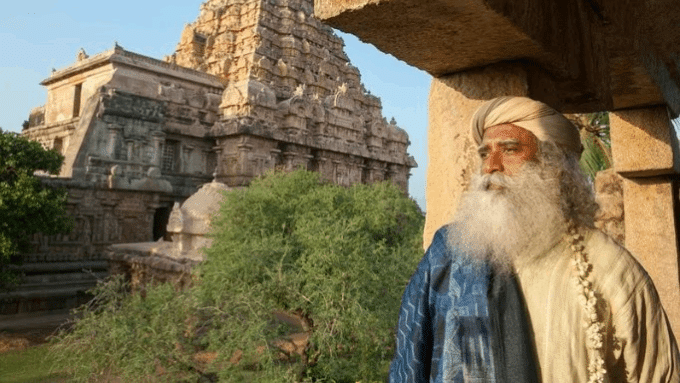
[237,143,253,175]
[151,133,165,167]
[107,126,120,158]
[213,146,224,180]
[270,148,282,169]
[125,140,134,162]
[182,145,194,173]
[202,149,211,175]
[610,106,680,336]
[424,63,529,247]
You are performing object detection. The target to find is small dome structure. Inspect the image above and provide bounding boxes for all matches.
[166,180,231,260]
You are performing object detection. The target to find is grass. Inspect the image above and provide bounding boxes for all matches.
[0,343,70,382]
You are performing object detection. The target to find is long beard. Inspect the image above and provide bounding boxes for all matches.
[448,162,568,272]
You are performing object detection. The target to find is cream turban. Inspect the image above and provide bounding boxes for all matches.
[470,96,582,155]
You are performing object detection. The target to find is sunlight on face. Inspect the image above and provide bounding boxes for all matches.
[478,124,539,176]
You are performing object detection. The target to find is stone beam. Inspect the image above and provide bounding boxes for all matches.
[316,0,608,112]
[316,0,680,115]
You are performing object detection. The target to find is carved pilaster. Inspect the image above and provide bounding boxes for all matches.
[182,145,194,173]
[151,133,165,166]
[107,126,121,159]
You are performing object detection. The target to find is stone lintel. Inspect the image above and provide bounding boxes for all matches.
[316,0,610,112]
[621,176,680,337]
[316,0,680,114]
[610,106,679,177]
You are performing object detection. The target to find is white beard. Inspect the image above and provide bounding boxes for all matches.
[447,162,568,272]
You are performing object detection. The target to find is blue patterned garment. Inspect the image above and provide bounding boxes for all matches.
[389,224,538,383]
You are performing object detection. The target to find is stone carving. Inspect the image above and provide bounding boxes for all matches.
[107,165,130,189]
[170,0,415,188]
[77,48,89,61]
[129,167,173,193]
[21,0,416,282]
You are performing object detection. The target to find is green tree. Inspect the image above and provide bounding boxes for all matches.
[0,129,72,286]
[201,170,425,382]
[52,170,425,382]
[570,112,612,181]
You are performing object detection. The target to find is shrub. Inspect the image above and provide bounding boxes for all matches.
[52,170,425,382]
[0,129,72,286]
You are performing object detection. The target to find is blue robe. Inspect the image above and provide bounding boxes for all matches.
[389,225,539,383]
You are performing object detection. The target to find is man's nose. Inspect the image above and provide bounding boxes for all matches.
[483,151,503,174]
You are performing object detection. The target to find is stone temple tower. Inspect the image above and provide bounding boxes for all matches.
[166,0,416,189]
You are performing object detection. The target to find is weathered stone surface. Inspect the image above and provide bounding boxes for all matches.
[21,1,417,299]
[25,0,415,195]
[107,243,197,291]
[27,177,163,259]
[165,180,232,261]
[23,48,222,193]
[610,106,679,177]
[424,63,528,248]
[622,177,680,338]
[315,0,680,115]
[170,0,416,189]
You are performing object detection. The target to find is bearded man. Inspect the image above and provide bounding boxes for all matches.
[389,96,680,383]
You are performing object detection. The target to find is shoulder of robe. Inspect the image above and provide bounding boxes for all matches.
[584,228,656,309]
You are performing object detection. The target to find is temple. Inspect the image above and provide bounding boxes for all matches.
[6,0,416,315]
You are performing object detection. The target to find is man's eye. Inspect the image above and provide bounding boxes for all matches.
[504,147,519,153]
[479,152,489,159]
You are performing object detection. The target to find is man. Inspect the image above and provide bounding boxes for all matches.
[389,96,680,382]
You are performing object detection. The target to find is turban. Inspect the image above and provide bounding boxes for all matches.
[470,96,583,155]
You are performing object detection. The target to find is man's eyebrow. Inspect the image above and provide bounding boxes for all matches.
[477,139,521,153]
[497,139,520,146]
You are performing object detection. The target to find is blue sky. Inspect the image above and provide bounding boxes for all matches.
[0,0,431,209]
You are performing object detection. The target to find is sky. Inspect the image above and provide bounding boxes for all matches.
[0,0,431,209]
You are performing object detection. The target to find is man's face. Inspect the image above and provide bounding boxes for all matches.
[478,124,539,176]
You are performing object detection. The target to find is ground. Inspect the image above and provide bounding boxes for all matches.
[0,310,70,352]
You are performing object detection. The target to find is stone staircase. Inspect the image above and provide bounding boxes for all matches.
[0,254,108,316]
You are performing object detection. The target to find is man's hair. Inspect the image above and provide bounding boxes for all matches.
[538,140,598,228]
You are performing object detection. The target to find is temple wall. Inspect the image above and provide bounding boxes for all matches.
[44,64,114,125]
[26,178,172,263]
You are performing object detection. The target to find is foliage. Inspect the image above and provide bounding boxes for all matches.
[570,112,612,181]
[0,129,72,286]
[52,170,425,382]
[51,274,201,382]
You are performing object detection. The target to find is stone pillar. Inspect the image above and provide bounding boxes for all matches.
[182,145,194,173]
[151,133,165,167]
[125,140,134,162]
[424,63,529,248]
[237,143,253,175]
[270,148,282,169]
[107,126,120,158]
[610,106,680,336]
[202,149,211,175]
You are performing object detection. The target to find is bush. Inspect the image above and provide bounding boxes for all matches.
[52,170,425,382]
[0,129,72,286]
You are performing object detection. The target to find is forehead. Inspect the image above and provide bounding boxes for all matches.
[481,124,537,144]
